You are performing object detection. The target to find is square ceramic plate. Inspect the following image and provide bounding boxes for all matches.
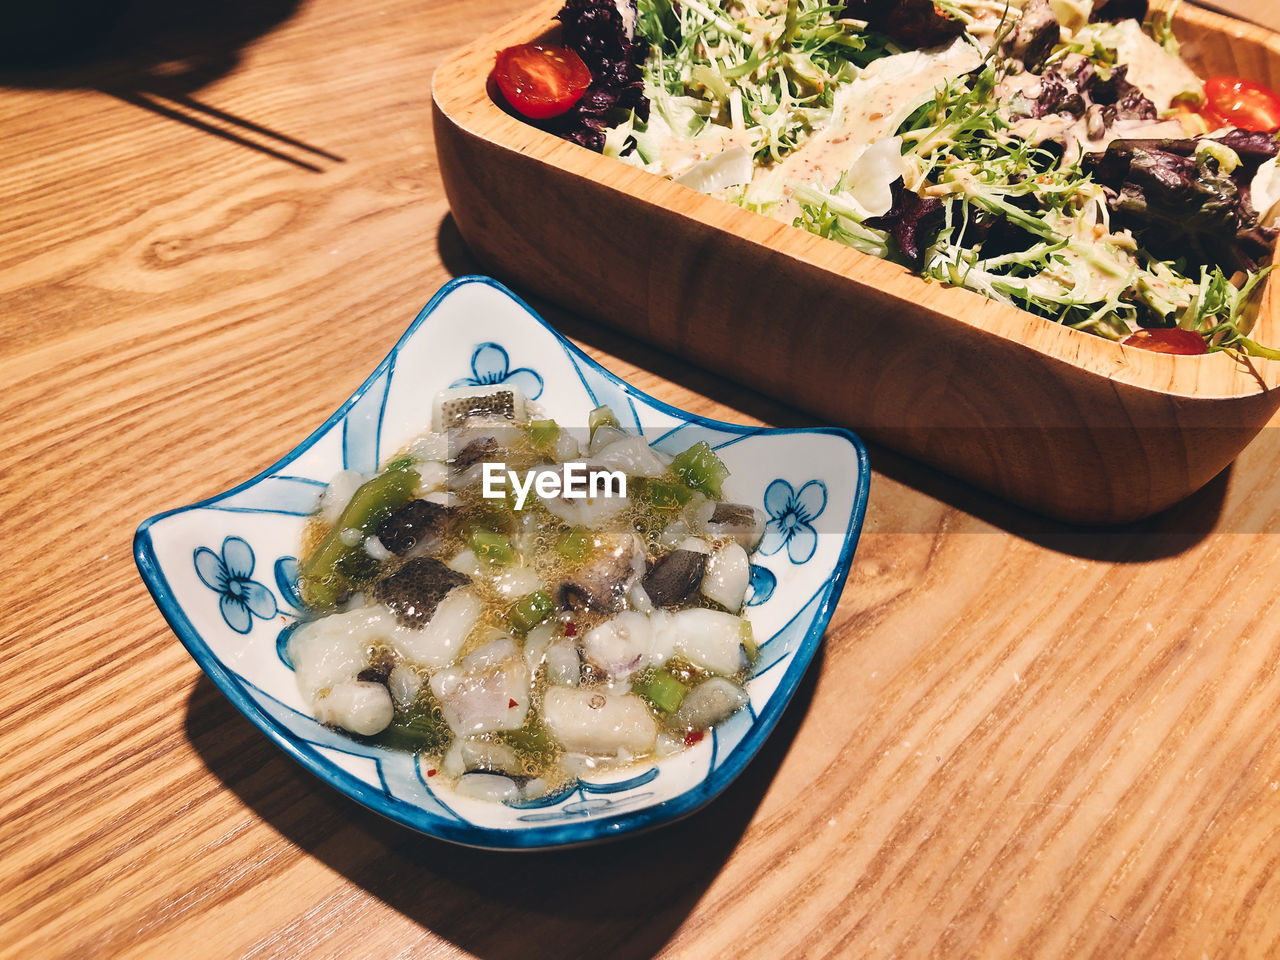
[134,276,868,849]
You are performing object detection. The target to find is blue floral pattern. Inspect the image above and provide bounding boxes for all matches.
[274,556,302,610]
[451,342,543,400]
[195,537,278,634]
[758,479,827,564]
[511,767,661,821]
[746,564,777,606]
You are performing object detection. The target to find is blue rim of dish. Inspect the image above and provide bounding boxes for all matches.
[134,274,870,850]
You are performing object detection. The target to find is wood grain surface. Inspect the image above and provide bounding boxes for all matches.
[4,1,1280,958]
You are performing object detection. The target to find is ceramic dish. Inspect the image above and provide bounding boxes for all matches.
[134,276,868,850]
[432,1,1280,524]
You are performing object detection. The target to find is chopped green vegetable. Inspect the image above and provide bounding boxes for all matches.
[740,618,760,665]
[636,669,689,714]
[500,724,554,758]
[471,498,516,532]
[372,708,451,753]
[588,404,620,442]
[529,418,561,451]
[332,548,379,584]
[300,468,419,608]
[469,528,515,565]
[384,454,417,472]
[645,478,695,510]
[671,441,729,499]
[555,526,593,563]
[509,589,554,634]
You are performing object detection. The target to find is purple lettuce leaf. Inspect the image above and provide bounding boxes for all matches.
[867,177,946,266]
[842,0,966,50]
[552,0,649,152]
[1090,0,1148,23]
[1083,133,1280,271]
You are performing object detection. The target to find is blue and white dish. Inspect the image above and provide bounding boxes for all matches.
[134,275,869,849]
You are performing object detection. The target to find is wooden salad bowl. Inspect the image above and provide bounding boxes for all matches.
[432,0,1280,524]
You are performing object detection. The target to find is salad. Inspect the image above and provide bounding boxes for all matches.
[491,0,1280,357]
[288,382,767,805]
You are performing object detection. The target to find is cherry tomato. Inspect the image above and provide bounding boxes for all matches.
[1201,76,1280,133]
[1121,328,1207,355]
[493,44,591,120]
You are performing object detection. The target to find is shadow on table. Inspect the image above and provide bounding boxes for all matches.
[0,0,343,172]
[435,215,1251,564]
[185,648,822,959]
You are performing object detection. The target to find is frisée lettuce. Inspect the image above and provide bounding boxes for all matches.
[548,0,1280,356]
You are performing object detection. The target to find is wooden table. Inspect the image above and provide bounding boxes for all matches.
[4,1,1280,957]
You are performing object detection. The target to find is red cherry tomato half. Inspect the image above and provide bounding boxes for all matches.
[493,44,591,121]
[1121,328,1207,355]
[1201,76,1280,133]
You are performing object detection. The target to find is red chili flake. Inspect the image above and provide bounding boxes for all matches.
[426,769,437,777]
[509,698,518,708]
[684,730,705,747]
[564,621,577,637]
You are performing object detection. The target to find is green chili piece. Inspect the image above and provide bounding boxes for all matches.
[671,441,729,499]
[646,478,695,510]
[529,418,560,451]
[501,725,554,759]
[299,468,419,608]
[509,589,554,634]
[333,549,379,584]
[555,526,593,563]
[384,454,417,472]
[588,404,620,443]
[636,669,688,714]
[472,499,516,532]
[373,710,451,754]
[470,527,515,565]
[740,619,760,665]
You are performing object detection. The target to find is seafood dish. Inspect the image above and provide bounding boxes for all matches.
[289,382,772,804]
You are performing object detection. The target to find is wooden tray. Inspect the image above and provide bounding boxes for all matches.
[432,1,1280,524]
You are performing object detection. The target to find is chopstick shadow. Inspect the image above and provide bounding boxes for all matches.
[184,648,823,960]
[0,0,343,173]
[435,216,1245,564]
[103,87,343,173]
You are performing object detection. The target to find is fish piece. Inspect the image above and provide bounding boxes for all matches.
[314,680,394,736]
[429,637,531,735]
[556,533,646,613]
[288,607,385,701]
[704,502,767,551]
[375,498,456,555]
[433,385,523,431]
[583,610,674,681]
[452,436,500,473]
[386,587,482,667]
[641,549,707,608]
[701,542,750,613]
[542,686,657,756]
[387,663,423,710]
[455,772,520,803]
[670,608,748,676]
[672,677,749,732]
[373,556,471,629]
[545,639,582,686]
